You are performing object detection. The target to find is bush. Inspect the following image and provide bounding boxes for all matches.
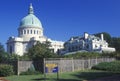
[20,64,41,75]
[64,52,100,58]
[0,64,14,76]
[92,61,120,73]
[20,69,41,75]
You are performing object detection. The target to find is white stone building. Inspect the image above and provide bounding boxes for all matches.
[62,32,115,54]
[7,4,64,56]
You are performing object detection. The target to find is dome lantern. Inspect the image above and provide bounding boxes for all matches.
[28,3,34,14]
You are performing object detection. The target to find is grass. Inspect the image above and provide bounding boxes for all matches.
[5,70,119,81]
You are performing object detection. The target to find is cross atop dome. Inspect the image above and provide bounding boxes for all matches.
[28,3,34,14]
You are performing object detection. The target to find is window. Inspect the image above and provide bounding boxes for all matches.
[31,30,32,34]
[10,46,12,54]
[34,30,36,34]
[95,45,98,48]
[100,45,103,47]
[37,30,38,34]
[27,30,29,34]
[24,30,26,34]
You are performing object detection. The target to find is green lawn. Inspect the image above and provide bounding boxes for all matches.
[5,70,118,81]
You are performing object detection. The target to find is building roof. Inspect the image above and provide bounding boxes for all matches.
[19,3,42,28]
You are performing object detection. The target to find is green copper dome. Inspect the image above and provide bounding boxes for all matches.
[19,4,42,28]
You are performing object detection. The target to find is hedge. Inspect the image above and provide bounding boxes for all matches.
[0,64,14,76]
[92,61,120,73]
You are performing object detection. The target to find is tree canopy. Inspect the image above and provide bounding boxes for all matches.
[0,43,8,62]
[27,41,58,60]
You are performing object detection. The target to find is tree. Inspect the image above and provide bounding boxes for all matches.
[111,37,120,52]
[0,43,5,54]
[27,41,57,60]
[0,43,5,62]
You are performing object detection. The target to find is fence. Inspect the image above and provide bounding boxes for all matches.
[2,57,115,75]
[44,57,115,73]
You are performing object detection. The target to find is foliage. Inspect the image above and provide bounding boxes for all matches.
[64,52,101,58]
[27,41,58,60]
[20,63,41,75]
[0,43,5,53]
[0,43,6,62]
[63,51,120,59]
[0,64,14,76]
[8,53,20,60]
[20,69,40,75]
[92,61,120,73]
[111,37,120,52]
[19,53,31,61]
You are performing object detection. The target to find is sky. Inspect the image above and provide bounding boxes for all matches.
[0,0,120,49]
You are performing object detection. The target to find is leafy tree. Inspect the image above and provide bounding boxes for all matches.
[0,43,6,62]
[27,41,57,60]
[0,43,4,53]
[111,37,120,52]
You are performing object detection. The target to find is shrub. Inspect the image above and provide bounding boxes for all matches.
[20,64,41,75]
[20,69,41,75]
[0,64,14,76]
[64,52,100,58]
[92,61,120,73]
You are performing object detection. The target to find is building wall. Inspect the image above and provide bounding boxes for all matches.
[14,42,23,56]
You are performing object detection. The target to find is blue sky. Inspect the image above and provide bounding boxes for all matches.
[0,0,120,49]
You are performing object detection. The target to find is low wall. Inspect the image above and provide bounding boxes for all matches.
[6,57,115,75]
[44,57,115,73]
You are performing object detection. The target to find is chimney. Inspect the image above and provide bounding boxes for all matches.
[84,32,89,39]
[101,34,104,41]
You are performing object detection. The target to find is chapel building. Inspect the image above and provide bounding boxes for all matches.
[7,4,64,56]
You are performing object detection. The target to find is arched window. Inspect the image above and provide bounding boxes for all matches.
[31,30,32,34]
[27,30,29,34]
